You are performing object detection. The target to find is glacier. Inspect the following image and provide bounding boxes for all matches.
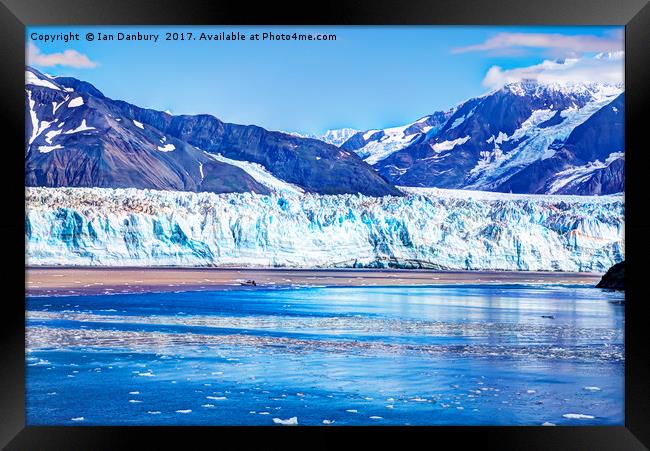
[25,187,624,271]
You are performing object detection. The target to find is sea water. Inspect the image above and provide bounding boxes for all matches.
[26,284,624,425]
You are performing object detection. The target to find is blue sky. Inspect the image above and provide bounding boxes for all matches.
[26,26,623,134]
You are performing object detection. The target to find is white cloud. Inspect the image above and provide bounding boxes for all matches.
[482,52,624,89]
[453,31,623,57]
[27,42,98,69]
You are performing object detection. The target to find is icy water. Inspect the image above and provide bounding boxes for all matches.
[26,284,624,426]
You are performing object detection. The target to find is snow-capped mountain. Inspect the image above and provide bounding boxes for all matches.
[25,67,400,197]
[369,81,624,195]
[25,66,624,197]
[341,111,453,165]
[285,128,359,147]
[319,128,359,146]
[26,186,624,271]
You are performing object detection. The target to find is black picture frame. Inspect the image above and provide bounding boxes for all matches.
[2,0,649,449]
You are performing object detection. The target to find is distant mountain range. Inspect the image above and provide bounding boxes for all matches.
[286,128,359,147]
[25,66,624,196]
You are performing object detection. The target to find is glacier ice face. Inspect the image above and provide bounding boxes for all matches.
[25,187,624,271]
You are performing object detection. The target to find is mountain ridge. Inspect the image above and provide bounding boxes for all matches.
[25,66,624,197]
[340,80,624,196]
[25,66,401,197]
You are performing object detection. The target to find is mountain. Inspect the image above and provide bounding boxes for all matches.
[345,81,624,195]
[287,128,359,147]
[495,91,625,195]
[340,111,452,165]
[26,186,624,271]
[25,67,400,197]
[25,66,624,197]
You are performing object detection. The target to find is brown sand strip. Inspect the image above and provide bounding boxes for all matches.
[25,267,603,296]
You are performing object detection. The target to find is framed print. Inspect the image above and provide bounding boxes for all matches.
[1,0,649,448]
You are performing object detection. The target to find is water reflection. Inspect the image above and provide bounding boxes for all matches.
[26,285,624,426]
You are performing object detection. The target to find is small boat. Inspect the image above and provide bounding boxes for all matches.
[240,279,257,287]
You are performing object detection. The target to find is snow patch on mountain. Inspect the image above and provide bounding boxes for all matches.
[64,119,95,135]
[431,136,470,152]
[68,97,84,108]
[546,152,624,194]
[465,88,622,190]
[44,128,63,144]
[27,90,52,145]
[318,128,359,146]
[205,152,304,195]
[25,70,61,91]
[157,143,175,152]
[501,81,622,101]
[356,124,421,164]
[284,128,358,147]
[38,145,63,154]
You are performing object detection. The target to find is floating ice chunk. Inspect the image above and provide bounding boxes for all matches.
[258,412,270,415]
[137,371,154,377]
[411,397,428,402]
[562,413,595,419]
[542,422,556,426]
[526,390,536,394]
[28,358,51,366]
[128,399,142,403]
[175,409,192,414]
[369,416,383,419]
[201,404,215,408]
[206,396,227,400]
[322,419,335,424]
[70,417,85,422]
[147,411,161,415]
[346,409,358,413]
[583,387,601,391]
[273,417,298,425]
[129,391,140,395]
